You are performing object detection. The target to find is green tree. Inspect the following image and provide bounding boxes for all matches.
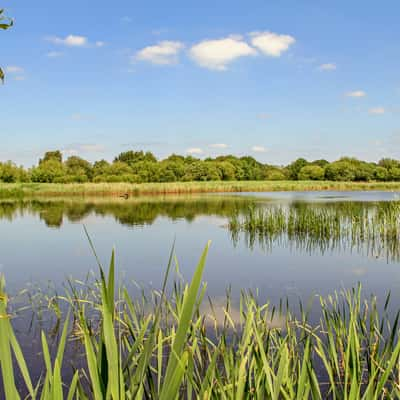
[39,150,63,164]
[298,165,325,180]
[324,161,357,181]
[388,167,400,181]
[264,168,286,180]
[311,159,329,168]
[286,158,309,180]
[93,160,110,176]
[0,161,29,182]
[31,160,66,182]
[374,166,389,181]
[216,161,236,180]
[114,150,157,165]
[65,156,93,181]
[379,158,400,170]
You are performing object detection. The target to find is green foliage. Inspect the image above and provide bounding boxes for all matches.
[31,160,66,183]
[298,165,325,180]
[65,156,93,181]
[3,244,400,397]
[324,160,357,181]
[0,9,13,83]
[0,162,29,183]
[3,150,400,184]
[114,150,157,165]
[39,150,63,165]
[287,158,309,180]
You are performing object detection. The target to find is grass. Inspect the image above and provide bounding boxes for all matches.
[229,201,400,261]
[1,180,400,198]
[2,244,400,398]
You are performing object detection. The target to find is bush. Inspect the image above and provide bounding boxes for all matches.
[30,160,66,183]
[324,161,357,181]
[298,165,325,180]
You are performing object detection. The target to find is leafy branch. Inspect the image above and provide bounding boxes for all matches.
[0,9,13,83]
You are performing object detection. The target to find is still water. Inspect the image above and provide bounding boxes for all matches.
[1,191,400,306]
[2,191,400,395]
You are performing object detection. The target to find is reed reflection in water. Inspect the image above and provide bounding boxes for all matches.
[229,201,400,262]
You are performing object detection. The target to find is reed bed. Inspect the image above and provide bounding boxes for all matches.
[229,202,400,262]
[1,181,400,199]
[2,242,400,398]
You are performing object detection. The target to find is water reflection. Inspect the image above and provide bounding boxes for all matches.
[2,196,400,263]
[229,201,400,262]
[0,196,253,228]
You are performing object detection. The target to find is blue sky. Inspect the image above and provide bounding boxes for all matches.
[1,0,399,166]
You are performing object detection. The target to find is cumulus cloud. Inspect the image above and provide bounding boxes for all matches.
[346,90,366,97]
[318,63,336,71]
[251,145,267,153]
[95,41,105,47]
[189,36,257,70]
[369,107,385,115]
[249,31,295,57]
[135,41,184,65]
[209,143,228,149]
[46,34,88,47]
[5,65,24,73]
[186,147,203,155]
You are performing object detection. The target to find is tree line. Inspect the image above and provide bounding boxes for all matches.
[1,150,400,183]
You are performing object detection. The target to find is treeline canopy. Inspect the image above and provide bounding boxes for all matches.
[1,150,400,183]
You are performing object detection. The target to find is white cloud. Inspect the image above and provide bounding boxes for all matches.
[46,35,88,47]
[318,63,336,71]
[346,90,366,98]
[135,41,184,65]
[209,143,228,149]
[95,41,105,47]
[186,147,203,155]
[189,36,257,70]
[46,51,64,58]
[251,145,267,153]
[258,112,270,119]
[369,107,385,115]
[249,31,295,57]
[63,143,105,155]
[5,65,24,73]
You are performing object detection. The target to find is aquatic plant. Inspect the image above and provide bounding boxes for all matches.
[2,245,400,398]
[229,202,400,261]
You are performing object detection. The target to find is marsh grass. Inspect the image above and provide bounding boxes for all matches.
[2,244,400,398]
[229,202,400,261]
[2,181,400,199]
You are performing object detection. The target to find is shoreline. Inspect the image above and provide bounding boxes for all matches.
[1,180,400,198]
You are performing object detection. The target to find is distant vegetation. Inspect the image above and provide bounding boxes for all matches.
[2,150,400,184]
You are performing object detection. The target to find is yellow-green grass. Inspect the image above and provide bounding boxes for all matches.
[1,180,400,198]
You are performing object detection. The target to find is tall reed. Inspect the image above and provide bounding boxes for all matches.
[229,202,400,261]
[2,245,400,398]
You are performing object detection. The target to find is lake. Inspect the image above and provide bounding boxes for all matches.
[2,190,400,396]
[2,191,400,308]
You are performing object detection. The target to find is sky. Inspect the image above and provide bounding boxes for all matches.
[1,0,399,166]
